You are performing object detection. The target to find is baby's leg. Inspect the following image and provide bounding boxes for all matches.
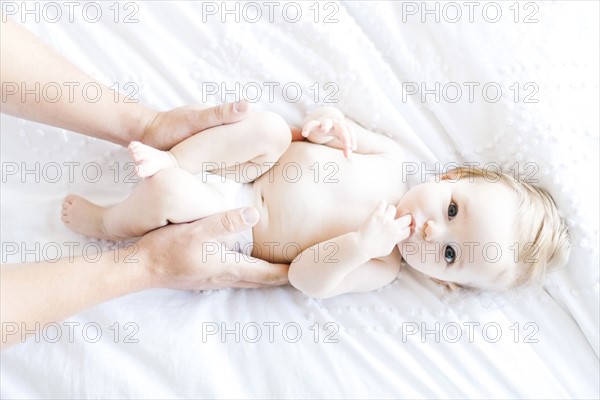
[130,111,291,182]
[62,168,226,240]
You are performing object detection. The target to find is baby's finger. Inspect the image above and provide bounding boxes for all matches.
[384,204,397,220]
[343,146,351,158]
[302,120,320,137]
[391,215,413,242]
[395,214,412,228]
[395,225,412,242]
[374,199,387,215]
[347,123,358,151]
[320,118,334,132]
[334,121,353,157]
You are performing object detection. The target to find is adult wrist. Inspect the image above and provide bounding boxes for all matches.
[118,242,159,291]
[118,103,158,146]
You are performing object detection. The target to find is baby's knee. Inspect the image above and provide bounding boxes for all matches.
[251,111,291,152]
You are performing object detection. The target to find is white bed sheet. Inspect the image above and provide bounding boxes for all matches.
[1,1,598,398]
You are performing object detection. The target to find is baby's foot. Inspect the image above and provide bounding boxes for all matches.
[128,141,179,178]
[62,194,118,240]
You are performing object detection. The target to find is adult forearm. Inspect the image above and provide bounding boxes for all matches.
[0,248,151,349]
[0,18,153,146]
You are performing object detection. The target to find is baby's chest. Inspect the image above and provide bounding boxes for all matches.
[266,145,400,197]
[258,146,405,227]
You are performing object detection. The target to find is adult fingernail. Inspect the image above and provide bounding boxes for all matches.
[234,100,249,113]
[241,207,259,225]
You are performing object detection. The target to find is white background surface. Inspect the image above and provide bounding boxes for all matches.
[1,1,599,398]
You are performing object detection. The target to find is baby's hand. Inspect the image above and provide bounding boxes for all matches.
[357,200,412,259]
[302,107,357,158]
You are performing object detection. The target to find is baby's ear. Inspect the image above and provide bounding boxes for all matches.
[431,278,461,292]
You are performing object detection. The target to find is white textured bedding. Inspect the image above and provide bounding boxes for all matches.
[1,1,599,398]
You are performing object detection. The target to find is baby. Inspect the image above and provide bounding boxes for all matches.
[62,107,571,298]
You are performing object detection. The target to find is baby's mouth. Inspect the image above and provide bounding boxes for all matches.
[409,218,416,237]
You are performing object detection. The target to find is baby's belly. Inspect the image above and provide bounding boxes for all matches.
[251,143,405,263]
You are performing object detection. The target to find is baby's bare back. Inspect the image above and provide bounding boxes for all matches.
[251,142,407,263]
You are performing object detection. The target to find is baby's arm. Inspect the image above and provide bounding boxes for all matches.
[289,201,412,298]
[301,107,400,157]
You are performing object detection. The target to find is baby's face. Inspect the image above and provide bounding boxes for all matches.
[395,176,519,290]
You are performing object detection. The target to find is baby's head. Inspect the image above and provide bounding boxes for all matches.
[396,166,571,291]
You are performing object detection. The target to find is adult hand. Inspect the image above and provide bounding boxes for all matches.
[139,206,289,290]
[141,100,251,150]
[1,206,288,349]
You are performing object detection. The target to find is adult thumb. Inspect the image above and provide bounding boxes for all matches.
[193,100,250,131]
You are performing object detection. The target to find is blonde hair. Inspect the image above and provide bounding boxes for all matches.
[442,166,571,289]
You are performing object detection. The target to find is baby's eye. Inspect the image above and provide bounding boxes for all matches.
[444,245,456,264]
[448,201,458,218]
